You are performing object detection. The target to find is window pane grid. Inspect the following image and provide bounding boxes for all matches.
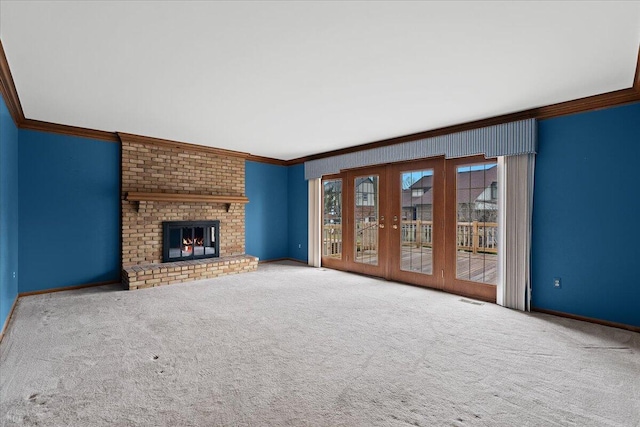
[455,163,498,284]
[400,169,434,275]
[322,179,343,259]
[354,175,378,265]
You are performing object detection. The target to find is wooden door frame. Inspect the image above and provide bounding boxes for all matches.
[444,155,497,303]
[343,166,390,278]
[320,173,347,272]
[321,155,499,304]
[387,158,445,290]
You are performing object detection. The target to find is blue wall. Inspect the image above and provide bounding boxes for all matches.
[532,102,640,327]
[253,105,640,326]
[245,161,289,261]
[245,161,308,263]
[9,100,637,328]
[287,164,308,262]
[0,94,19,330]
[18,130,120,293]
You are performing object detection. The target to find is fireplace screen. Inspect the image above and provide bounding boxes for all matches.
[163,220,220,262]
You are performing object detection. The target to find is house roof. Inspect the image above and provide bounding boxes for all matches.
[402,165,497,208]
[410,175,434,190]
[355,177,374,188]
[1,2,639,160]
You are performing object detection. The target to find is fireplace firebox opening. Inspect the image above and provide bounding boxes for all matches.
[163,220,220,262]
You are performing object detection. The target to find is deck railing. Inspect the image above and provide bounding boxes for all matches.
[322,220,498,257]
[323,224,343,257]
[401,220,433,248]
[455,221,498,254]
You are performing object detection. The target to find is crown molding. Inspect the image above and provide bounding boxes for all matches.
[2,36,639,167]
[0,39,25,126]
[246,154,288,166]
[534,87,639,119]
[286,44,640,166]
[1,39,118,142]
[21,118,119,142]
[286,86,640,166]
[634,45,640,93]
[117,132,251,159]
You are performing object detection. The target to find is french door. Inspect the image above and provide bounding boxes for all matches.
[321,156,498,302]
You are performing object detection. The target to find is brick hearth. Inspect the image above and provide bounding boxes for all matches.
[123,255,258,290]
[120,134,257,289]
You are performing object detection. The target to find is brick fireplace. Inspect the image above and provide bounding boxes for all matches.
[119,133,258,290]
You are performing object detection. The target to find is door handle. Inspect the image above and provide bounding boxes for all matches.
[379,224,385,229]
[392,225,398,229]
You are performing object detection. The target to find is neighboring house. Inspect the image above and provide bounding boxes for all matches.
[354,177,375,206]
[325,168,497,225]
[323,177,381,225]
[354,177,377,222]
[402,174,434,221]
[402,166,498,222]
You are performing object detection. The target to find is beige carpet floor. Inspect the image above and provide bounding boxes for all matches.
[1,261,639,426]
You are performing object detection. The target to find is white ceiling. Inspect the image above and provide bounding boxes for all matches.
[1,1,639,160]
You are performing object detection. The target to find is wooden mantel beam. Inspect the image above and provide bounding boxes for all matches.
[125,192,249,212]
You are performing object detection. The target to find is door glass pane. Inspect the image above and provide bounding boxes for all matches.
[322,179,342,259]
[455,163,498,284]
[400,169,433,274]
[354,175,378,265]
